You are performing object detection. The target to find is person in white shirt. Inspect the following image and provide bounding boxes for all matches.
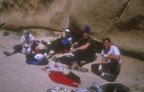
[91,37,121,82]
[20,30,35,54]
[3,30,38,56]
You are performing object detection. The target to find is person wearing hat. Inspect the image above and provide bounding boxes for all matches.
[70,26,96,68]
[20,30,37,54]
[3,29,37,56]
[40,29,73,58]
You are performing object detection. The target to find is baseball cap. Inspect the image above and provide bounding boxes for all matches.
[83,26,90,34]
[65,29,70,32]
[23,29,29,34]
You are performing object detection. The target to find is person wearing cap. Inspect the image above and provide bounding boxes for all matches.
[20,30,37,54]
[40,29,73,57]
[3,29,37,56]
[70,26,96,68]
[61,29,72,50]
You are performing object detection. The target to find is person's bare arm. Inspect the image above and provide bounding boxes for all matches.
[108,54,120,60]
[75,43,90,51]
[71,42,78,48]
[30,40,34,47]
[21,42,25,48]
[101,60,107,64]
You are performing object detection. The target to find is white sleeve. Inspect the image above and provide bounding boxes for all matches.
[29,34,35,41]
[113,46,120,55]
[21,35,25,43]
[68,37,72,42]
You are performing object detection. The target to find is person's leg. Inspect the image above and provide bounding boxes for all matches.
[91,63,101,76]
[81,51,96,64]
[3,44,23,56]
[71,44,88,68]
[41,38,63,52]
[3,51,15,56]
[116,64,121,76]
[39,38,64,58]
[73,50,95,67]
[31,41,39,52]
[71,61,80,68]
[13,44,23,53]
[52,38,64,53]
[41,40,48,47]
[106,60,120,81]
[39,41,55,54]
[72,50,82,66]
[108,60,120,75]
[63,45,70,53]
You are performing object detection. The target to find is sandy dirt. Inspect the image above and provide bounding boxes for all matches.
[0,30,144,92]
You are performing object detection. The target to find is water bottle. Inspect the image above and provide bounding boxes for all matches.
[134,78,139,90]
[93,82,103,92]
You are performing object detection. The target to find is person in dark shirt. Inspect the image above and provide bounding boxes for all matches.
[71,26,96,68]
[39,29,73,58]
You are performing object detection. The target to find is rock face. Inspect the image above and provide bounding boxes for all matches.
[0,0,144,59]
[0,0,70,31]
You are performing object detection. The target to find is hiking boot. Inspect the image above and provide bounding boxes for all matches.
[3,51,13,56]
[41,40,48,46]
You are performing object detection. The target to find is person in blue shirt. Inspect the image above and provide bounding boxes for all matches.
[40,29,73,58]
[61,29,73,51]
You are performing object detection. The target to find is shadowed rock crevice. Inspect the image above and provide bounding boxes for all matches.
[116,15,144,31]
[117,0,130,18]
[68,18,83,42]
[121,49,144,61]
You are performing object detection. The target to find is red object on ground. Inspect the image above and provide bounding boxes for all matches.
[35,48,39,54]
[48,71,80,88]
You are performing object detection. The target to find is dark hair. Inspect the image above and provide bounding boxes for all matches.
[102,37,111,44]
[83,26,90,34]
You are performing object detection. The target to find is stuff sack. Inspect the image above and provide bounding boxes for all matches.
[26,54,48,65]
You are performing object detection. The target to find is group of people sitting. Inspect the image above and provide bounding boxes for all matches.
[3,26,121,82]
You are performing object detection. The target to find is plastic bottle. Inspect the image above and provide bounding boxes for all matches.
[134,78,139,90]
[93,82,103,92]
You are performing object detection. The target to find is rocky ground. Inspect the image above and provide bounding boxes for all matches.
[0,30,144,92]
